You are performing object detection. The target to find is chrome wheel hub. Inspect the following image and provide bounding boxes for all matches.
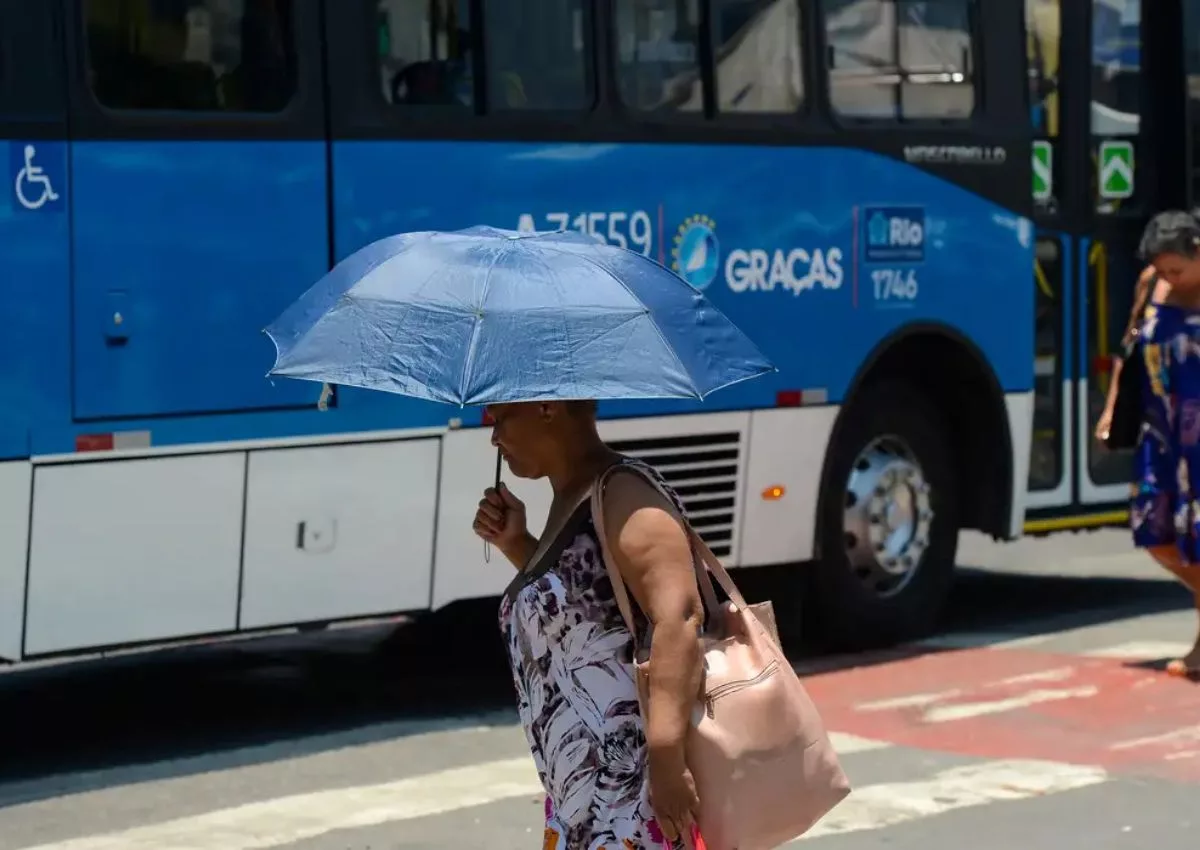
[842,437,933,598]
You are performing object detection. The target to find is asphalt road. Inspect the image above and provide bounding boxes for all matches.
[1,528,1198,849]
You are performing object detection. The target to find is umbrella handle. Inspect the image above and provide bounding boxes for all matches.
[484,448,502,564]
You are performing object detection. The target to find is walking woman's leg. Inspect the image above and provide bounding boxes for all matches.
[1145,544,1200,674]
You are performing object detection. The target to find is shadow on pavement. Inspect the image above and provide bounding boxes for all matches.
[944,565,1191,634]
[0,599,517,809]
[794,566,1194,676]
[0,566,1191,808]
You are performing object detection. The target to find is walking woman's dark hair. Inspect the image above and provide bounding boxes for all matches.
[1138,210,1200,262]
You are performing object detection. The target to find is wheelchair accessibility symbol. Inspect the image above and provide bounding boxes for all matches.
[14,144,59,210]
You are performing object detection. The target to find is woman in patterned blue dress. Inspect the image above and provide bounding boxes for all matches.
[471,399,705,849]
[1101,211,1200,677]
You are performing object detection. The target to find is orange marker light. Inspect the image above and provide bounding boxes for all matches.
[761,485,786,501]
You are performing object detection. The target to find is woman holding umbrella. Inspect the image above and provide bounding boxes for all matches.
[474,399,704,848]
[265,227,784,848]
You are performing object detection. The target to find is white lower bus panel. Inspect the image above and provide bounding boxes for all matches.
[238,438,440,630]
[1005,390,1035,538]
[6,389,1029,660]
[19,438,444,659]
[24,453,247,657]
[0,460,31,662]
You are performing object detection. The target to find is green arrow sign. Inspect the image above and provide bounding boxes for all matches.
[1099,140,1134,199]
[1033,140,1053,201]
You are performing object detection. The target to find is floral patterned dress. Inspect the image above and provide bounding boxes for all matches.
[1131,301,1200,562]
[497,460,687,850]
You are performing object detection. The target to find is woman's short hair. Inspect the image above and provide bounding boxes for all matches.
[1139,210,1200,262]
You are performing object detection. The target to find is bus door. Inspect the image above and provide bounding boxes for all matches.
[1026,0,1189,525]
[64,0,330,422]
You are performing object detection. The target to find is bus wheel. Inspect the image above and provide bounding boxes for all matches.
[809,382,959,651]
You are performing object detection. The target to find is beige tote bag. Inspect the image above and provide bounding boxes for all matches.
[592,464,850,850]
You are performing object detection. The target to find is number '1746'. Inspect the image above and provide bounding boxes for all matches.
[872,268,919,301]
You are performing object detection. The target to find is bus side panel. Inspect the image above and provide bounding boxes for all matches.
[24,453,246,656]
[330,140,1033,420]
[68,140,329,421]
[238,437,441,629]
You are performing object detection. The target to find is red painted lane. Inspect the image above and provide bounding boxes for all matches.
[804,645,1200,782]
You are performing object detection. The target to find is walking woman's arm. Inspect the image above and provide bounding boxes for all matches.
[601,470,704,829]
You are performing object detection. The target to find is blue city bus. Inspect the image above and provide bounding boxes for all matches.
[0,0,1040,665]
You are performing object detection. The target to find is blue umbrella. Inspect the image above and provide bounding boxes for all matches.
[264,226,774,406]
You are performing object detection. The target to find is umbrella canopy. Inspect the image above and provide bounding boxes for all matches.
[265,226,774,406]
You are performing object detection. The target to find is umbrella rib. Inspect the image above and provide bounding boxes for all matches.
[457,243,507,406]
[532,243,700,397]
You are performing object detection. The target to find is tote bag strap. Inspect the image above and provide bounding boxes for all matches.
[1121,269,1156,350]
[590,463,760,650]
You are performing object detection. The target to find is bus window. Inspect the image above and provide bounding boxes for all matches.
[822,0,976,121]
[711,0,804,114]
[1091,0,1140,136]
[484,0,594,110]
[1091,0,1141,211]
[377,0,474,108]
[1027,0,1060,210]
[84,0,296,113]
[1026,0,1060,138]
[613,0,703,113]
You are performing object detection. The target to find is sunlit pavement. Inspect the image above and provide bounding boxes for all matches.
[1,529,1198,849]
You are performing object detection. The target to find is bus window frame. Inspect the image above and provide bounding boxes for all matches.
[607,0,712,124]
[605,0,817,134]
[64,0,325,142]
[330,0,606,142]
[814,0,985,131]
[329,0,1031,217]
[707,0,815,130]
[482,0,601,116]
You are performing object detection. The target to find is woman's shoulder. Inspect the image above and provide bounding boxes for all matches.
[595,459,687,533]
[603,458,683,505]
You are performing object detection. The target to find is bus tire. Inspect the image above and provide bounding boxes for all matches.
[808,381,959,651]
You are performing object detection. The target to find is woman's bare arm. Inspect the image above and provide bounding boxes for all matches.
[600,471,705,758]
[1101,358,1124,415]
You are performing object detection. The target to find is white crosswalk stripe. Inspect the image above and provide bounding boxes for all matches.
[16,757,543,850]
[1082,640,1193,660]
[9,730,1115,850]
[798,760,1107,841]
